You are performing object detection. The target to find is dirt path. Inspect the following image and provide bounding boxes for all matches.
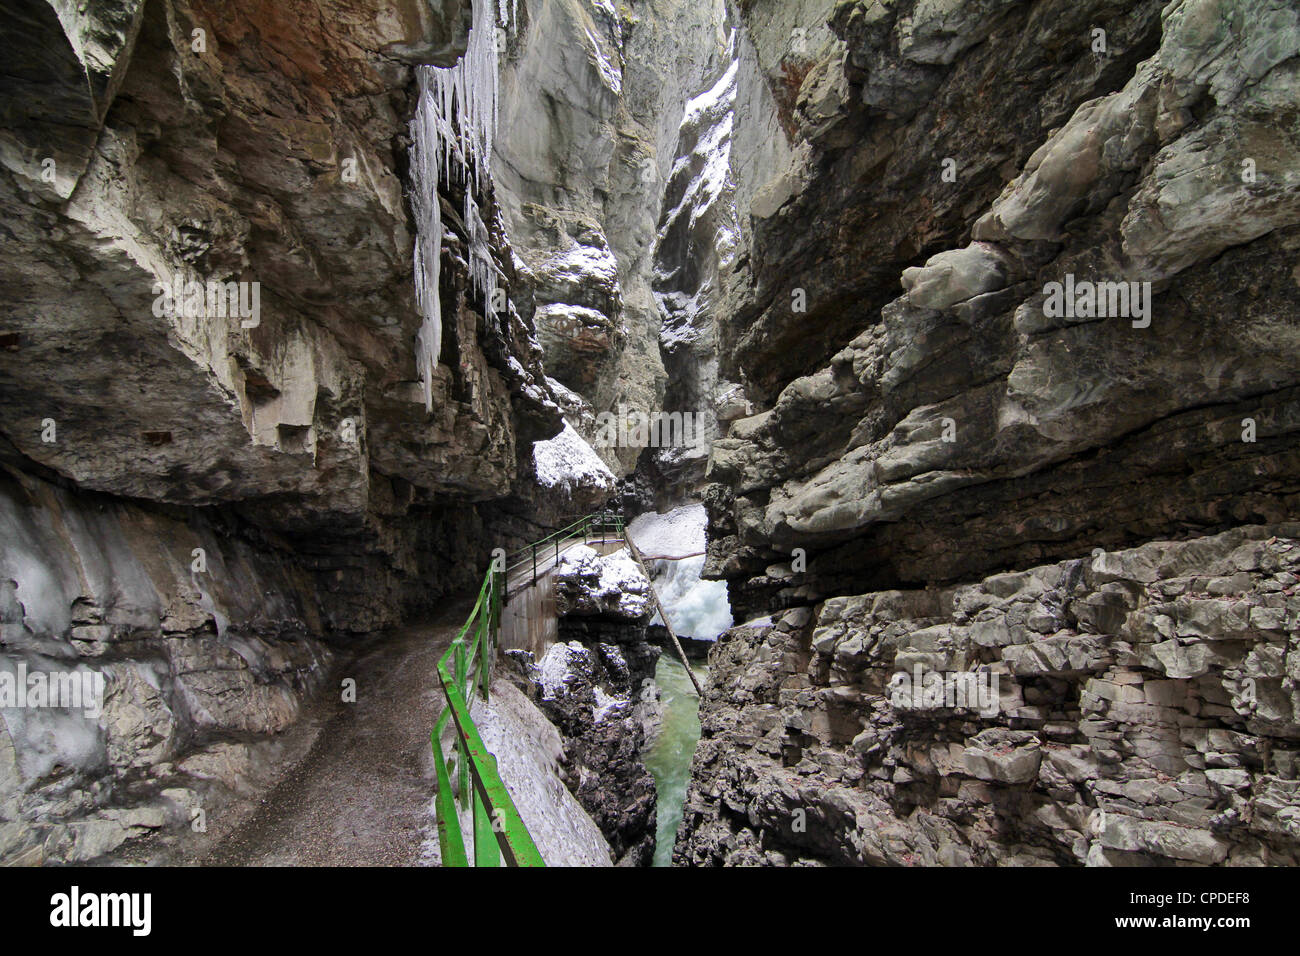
[201,608,464,866]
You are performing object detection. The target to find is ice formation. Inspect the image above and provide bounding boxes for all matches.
[628,504,732,641]
[627,502,707,558]
[409,0,512,411]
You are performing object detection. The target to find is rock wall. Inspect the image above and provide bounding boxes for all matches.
[681,0,1300,865]
[495,0,732,474]
[678,526,1300,865]
[706,0,1300,611]
[647,36,741,504]
[0,464,335,863]
[521,544,662,864]
[0,0,567,863]
[526,635,660,864]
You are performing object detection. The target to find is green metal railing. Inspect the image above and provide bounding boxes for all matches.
[500,512,626,585]
[431,510,625,867]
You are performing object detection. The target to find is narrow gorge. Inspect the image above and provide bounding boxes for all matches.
[0,0,1298,883]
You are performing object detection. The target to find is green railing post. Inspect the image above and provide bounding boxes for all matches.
[473,789,499,867]
[432,713,468,867]
[455,637,468,810]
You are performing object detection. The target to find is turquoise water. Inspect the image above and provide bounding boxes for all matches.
[643,655,707,867]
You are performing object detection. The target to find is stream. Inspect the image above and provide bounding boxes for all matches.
[644,654,708,867]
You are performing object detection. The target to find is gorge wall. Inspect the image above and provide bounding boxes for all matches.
[680,0,1300,865]
[494,0,733,487]
[5,0,1298,871]
[0,0,575,863]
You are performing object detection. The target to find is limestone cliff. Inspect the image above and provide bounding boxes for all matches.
[680,0,1300,866]
[0,0,564,864]
[495,0,732,475]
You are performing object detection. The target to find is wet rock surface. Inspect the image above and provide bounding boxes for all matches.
[522,631,661,865]
[706,0,1300,607]
[675,0,1300,866]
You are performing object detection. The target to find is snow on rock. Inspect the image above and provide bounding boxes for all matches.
[668,56,738,240]
[545,376,596,425]
[627,502,707,558]
[538,640,591,700]
[527,636,659,863]
[592,686,627,724]
[532,423,616,493]
[535,302,615,340]
[553,545,652,620]
[538,241,622,297]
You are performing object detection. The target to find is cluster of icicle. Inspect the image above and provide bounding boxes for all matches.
[409,0,515,412]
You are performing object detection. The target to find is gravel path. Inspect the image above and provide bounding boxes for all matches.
[202,611,462,866]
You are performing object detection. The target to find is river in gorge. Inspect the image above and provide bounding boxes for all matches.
[644,654,708,867]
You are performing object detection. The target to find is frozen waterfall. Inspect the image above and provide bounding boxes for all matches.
[627,503,733,642]
[409,0,511,411]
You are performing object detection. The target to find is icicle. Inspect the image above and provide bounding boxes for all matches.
[411,69,444,413]
[408,0,506,411]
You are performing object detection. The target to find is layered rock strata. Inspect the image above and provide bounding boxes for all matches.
[682,0,1300,866]
[678,526,1300,865]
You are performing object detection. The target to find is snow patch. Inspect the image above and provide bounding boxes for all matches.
[536,302,612,336]
[540,242,620,289]
[538,640,585,700]
[461,679,613,866]
[592,686,627,723]
[533,423,616,493]
[627,502,707,557]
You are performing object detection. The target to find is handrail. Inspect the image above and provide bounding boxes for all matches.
[500,512,626,581]
[430,509,625,867]
[432,567,543,866]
